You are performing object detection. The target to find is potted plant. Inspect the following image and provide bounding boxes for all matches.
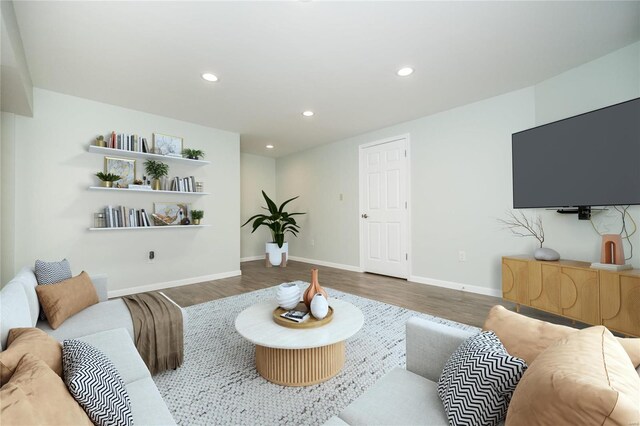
[241,191,305,266]
[95,172,121,188]
[191,210,204,225]
[182,148,205,160]
[144,160,169,190]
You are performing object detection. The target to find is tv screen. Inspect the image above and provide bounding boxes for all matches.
[512,97,640,208]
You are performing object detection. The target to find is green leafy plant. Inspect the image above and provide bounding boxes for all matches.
[191,210,204,220]
[95,172,121,182]
[144,160,169,179]
[182,148,205,160]
[241,191,305,248]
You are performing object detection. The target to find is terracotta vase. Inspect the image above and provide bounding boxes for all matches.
[303,268,328,308]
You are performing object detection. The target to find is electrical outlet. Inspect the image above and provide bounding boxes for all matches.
[148,250,155,263]
[458,250,466,262]
[339,193,343,201]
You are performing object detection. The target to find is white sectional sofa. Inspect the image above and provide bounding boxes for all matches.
[0,266,180,425]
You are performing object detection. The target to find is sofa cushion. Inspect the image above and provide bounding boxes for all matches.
[36,271,99,329]
[63,339,134,426]
[483,305,640,367]
[506,326,640,426]
[0,353,93,425]
[0,282,32,350]
[34,258,72,285]
[76,328,150,384]
[11,267,40,326]
[0,328,62,385]
[438,331,527,426]
[126,377,177,425]
[38,298,134,342]
[338,367,449,426]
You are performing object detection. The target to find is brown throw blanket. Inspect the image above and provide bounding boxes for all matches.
[122,292,184,375]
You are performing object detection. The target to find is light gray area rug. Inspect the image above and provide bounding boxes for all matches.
[153,284,478,425]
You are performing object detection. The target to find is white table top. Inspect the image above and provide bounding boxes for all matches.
[235,299,364,350]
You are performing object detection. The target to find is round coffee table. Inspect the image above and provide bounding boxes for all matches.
[235,299,364,386]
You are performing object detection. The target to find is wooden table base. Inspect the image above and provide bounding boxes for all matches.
[255,341,345,386]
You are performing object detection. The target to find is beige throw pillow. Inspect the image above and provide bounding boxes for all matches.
[506,326,640,425]
[483,305,640,367]
[0,327,62,385]
[35,271,98,329]
[0,353,93,425]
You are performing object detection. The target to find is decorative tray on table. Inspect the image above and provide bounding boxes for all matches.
[272,305,334,329]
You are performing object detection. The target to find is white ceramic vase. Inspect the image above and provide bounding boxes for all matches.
[276,282,301,310]
[310,293,329,320]
[266,242,288,266]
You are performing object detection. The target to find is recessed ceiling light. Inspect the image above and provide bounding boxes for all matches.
[266,144,274,149]
[397,67,414,77]
[202,73,218,82]
[302,111,314,117]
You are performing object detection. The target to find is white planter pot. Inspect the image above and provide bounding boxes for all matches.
[310,293,329,320]
[266,242,288,266]
[276,282,301,310]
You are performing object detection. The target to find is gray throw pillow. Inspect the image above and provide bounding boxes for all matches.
[63,339,133,426]
[35,258,73,320]
[437,331,527,426]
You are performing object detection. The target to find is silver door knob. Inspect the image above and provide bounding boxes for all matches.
[361,213,368,219]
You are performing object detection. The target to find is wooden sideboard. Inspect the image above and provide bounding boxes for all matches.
[502,255,640,337]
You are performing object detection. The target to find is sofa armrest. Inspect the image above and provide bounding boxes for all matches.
[89,274,108,302]
[406,317,477,382]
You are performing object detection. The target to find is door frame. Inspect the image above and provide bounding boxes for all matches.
[358,134,412,279]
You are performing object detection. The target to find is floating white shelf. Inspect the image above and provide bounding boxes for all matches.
[88,225,210,231]
[88,145,210,165]
[88,186,210,195]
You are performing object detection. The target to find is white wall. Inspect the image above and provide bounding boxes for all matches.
[1,89,241,294]
[240,153,276,260]
[276,41,640,295]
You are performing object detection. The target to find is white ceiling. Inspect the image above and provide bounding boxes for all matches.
[12,1,640,157]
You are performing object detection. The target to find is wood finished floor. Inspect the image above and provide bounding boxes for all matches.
[162,259,587,329]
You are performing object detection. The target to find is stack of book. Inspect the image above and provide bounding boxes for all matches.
[104,205,152,228]
[171,176,198,192]
[108,132,150,153]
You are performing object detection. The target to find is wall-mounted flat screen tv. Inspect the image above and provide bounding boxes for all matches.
[512,97,640,209]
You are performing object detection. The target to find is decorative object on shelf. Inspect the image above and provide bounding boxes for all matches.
[95,172,121,188]
[310,293,329,320]
[498,210,559,261]
[191,210,204,225]
[591,234,633,271]
[95,135,106,147]
[303,268,328,308]
[241,190,305,267]
[105,156,136,188]
[93,212,106,228]
[153,133,183,156]
[182,148,205,160]
[276,283,302,310]
[151,214,170,226]
[153,202,190,226]
[196,182,204,193]
[144,160,169,190]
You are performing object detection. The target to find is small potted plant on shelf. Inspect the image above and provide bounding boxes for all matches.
[95,135,106,147]
[191,210,204,225]
[95,172,121,188]
[144,160,169,190]
[182,148,205,160]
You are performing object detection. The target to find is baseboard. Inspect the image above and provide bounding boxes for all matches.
[288,256,363,273]
[240,255,264,262]
[107,270,242,298]
[408,275,502,298]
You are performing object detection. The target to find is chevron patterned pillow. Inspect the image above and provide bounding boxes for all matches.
[437,331,527,426]
[63,340,133,426]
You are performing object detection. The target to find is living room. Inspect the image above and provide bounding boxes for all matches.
[1,1,639,425]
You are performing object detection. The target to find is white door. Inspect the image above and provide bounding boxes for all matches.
[359,136,409,278]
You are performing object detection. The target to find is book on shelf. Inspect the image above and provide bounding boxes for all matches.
[102,205,152,228]
[108,131,148,153]
[280,303,310,323]
[170,176,198,192]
